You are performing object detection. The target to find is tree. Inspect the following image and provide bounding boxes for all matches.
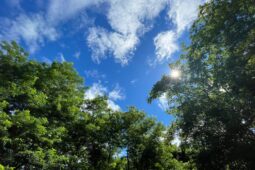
[0,41,83,169]
[0,41,191,169]
[121,107,191,170]
[149,0,255,169]
[72,97,124,170]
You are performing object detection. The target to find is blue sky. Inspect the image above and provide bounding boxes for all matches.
[0,0,204,125]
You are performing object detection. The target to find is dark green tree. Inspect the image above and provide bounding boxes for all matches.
[149,0,255,169]
[121,107,191,170]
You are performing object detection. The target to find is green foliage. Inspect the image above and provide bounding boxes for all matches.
[0,41,83,169]
[149,0,255,169]
[0,164,14,170]
[121,107,192,170]
[0,41,190,169]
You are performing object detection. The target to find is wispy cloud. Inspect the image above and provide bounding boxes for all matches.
[107,100,121,112]
[55,53,66,63]
[154,0,204,62]
[74,51,81,59]
[84,82,107,100]
[154,31,179,62]
[87,0,167,65]
[1,0,167,62]
[157,93,169,111]
[46,0,102,24]
[0,0,98,53]
[168,0,203,34]
[130,79,138,85]
[84,69,106,80]
[0,14,58,53]
[0,0,205,65]
[41,56,52,64]
[84,82,125,111]
[87,27,138,65]
[108,84,125,101]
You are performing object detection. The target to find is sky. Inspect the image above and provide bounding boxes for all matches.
[0,0,205,125]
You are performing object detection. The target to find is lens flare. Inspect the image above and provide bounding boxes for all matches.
[170,69,181,79]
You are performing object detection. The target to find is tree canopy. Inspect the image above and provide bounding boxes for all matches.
[0,41,190,169]
[1,0,255,169]
[149,0,255,169]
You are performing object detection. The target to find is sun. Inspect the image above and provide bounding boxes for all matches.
[170,69,181,79]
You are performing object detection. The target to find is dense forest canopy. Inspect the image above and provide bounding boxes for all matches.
[0,41,192,169]
[0,0,255,169]
[149,0,255,169]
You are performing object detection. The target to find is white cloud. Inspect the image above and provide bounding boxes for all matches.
[107,100,121,111]
[87,27,138,65]
[84,82,125,111]
[55,53,66,63]
[0,14,58,53]
[153,0,204,62]
[74,51,81,59]
[84,83,107,100]
[41,57,52,64]
[154,31,179,62]
[130,79,138,85]
[107,0,166,35]
[0,0,99,53]
[0,0,204,64]
[158,93,169,111]
[87,0,168,65]
[168,0,203,34]
[84,69,106,79]
[47,0,103,24]
[108,85,125,101]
